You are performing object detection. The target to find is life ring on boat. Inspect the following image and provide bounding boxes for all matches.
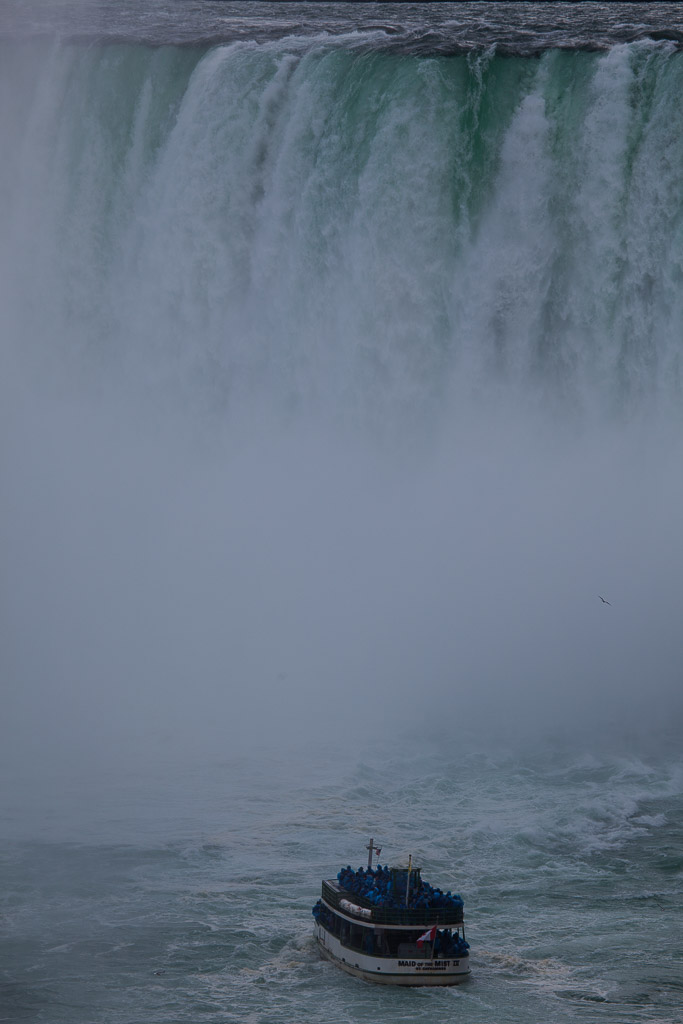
[339,898,372,919]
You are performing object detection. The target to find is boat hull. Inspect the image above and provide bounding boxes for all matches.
[314,923,470,986]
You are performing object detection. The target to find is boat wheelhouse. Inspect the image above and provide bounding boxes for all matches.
[312,839,470,986]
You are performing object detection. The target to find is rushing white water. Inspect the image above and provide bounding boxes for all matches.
[3,38,683,420]
[1,9,682,1023]
[2,35,683,771]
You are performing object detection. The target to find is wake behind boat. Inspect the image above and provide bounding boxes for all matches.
[312,839,470,986]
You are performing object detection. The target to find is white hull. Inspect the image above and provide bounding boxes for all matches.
[314,923,470,986]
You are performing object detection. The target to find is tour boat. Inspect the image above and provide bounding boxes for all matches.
[312,839,470,986]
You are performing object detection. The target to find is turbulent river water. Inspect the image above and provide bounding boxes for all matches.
[1,3,682,1022]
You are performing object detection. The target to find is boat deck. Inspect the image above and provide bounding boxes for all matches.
[322,879,465,927]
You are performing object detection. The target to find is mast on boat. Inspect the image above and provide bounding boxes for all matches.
[366,836,382,870]
[405,853,412,907]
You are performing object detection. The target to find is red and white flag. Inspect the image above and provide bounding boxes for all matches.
[416,925,437,947]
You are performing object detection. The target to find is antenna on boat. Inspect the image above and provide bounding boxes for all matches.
[366,837,382,869]
[405,854,412,907]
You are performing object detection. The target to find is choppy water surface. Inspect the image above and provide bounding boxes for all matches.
[2,3,683,1022]
[2,741,682,1023]
[3,1,683,52]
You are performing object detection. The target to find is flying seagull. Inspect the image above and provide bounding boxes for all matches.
[598,595,611,605]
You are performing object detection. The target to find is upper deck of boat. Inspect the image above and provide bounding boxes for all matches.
[322,879,465,928]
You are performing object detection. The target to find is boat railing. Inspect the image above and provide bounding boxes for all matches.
[322,880,464,927]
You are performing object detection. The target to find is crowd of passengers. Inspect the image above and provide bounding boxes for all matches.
[431,928,470,958]
[312,900,470,958]
[336,865,464,910]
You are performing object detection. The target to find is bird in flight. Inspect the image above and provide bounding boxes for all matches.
[598,595,611,605]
